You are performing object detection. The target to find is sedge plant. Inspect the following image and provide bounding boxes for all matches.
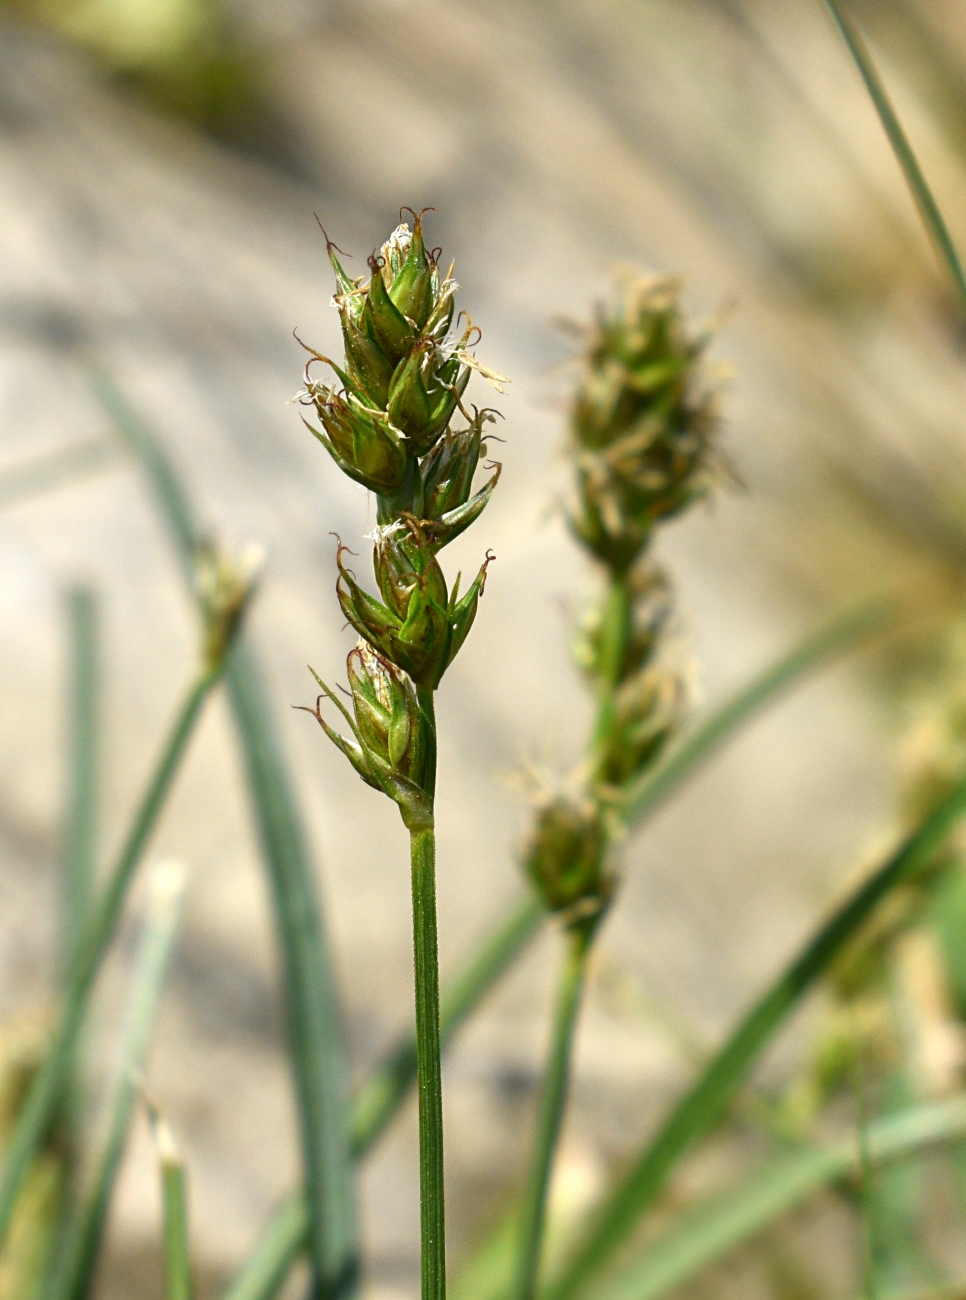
[511,273,720,1300]
[298,210,506,1300]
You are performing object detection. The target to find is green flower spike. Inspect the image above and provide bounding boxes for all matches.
[524,797,613,934]
[303,641,434,832]
[335,523,494,690]
[570,274,720,574]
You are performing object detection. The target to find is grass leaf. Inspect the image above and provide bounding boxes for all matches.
[624,596,893,828]
[0,667,215,1253]
[821,0,966,324]
[545,765,966,1300]
[46,861,185,1300]
[0,437,117,512]
[595,1093,966,1300]
[83,359,360,1298]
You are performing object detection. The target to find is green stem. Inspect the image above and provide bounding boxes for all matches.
[591,573,632,782]
[514,925,592,1300]
[412,822,446,1300]
[221,894,544,1300]
[0,667,217,1251]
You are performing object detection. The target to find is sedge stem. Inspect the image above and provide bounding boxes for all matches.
[0,667,218,1251]
[592,573,632,784]
[412,684,444,1300]
[411,823,446,1300]
[514,924,593,1300]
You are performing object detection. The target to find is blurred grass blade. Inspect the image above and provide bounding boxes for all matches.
[83,360,195,565]
[595,1094,966,1300]
[227,643,359,1297]
[82,359,360,1298]
[61,585,99,1185]
[545,766,966,1300]
[222,1196,310,1300]
[624,596,893,827]
[0,436,117,512]
[0,667,215,1253]
[48,861,185,1300]
[223,894,545,1300]
[63,585,99,976]
[821,0,966,323]
[150,1113,194,1300]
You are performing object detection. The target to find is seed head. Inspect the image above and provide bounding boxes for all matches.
[569,274,720,573]
[523,797,613,931]
[194,539,264,673]
[335,522,493,691]
[305,641,434,831]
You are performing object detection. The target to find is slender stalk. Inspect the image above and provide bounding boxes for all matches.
[592,573,632,777]
[0,667,217,1251]
[821,0,966,324]
[222,894,544,1300]
[513,926,592,1300]
[412,819,446,1300]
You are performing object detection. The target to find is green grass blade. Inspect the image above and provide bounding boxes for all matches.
[595,1094,966,1300]
[0,436,117,512]
[220,1195,310,1300]
[82,360,195,567]
[624,596,893,828]
[150,1117,194,1300]
[821,0,966,324]
[63,586,99,981]
[222,894,545,1300]
[60,584,100,1201]
[47,861,185,1300]
[83,358,361,1299]
[0,667,215,1254]
[545,766,966,1300]
[227,644,359,1297]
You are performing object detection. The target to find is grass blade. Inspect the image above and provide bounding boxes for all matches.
[47,861,185,1300]
[223,894,545,1300]
[545,765,966,1300]
[227,644,359,1297]
[0,437,117,512]
[82,358,361,1299]
[624,596,893,828]
[595,1093,966,1300]
[0,667,215,1254]
[149,1113,194,1300]
[63,586,99,978]
[820,0,966,323]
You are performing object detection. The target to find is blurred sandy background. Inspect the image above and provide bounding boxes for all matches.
[2,0,966,1294]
